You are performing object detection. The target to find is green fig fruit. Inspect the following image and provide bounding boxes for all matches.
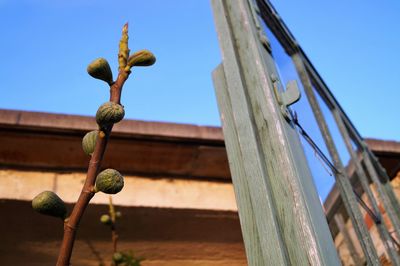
[96,102,125,128]
[32,191,67,219]
[95,169,124,194]
[100,214,112,225]
[87,58,113,85]
[82,130,98,156]
[112,252,124,263]
[127,50,156,68]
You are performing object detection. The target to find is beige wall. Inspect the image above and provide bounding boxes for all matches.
[0,169,237,211]
[0,169,246,265]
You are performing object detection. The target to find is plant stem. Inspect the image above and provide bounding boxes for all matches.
[56,68,129,266]
[109,196,119,253]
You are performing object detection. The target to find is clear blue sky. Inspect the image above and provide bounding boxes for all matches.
[1,1,399,199]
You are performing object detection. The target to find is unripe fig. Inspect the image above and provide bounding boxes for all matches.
[127,50,156,67]
[95,169,124,194]
[96,102,125,128]
[87,58,113,85]
[100,214,112,225]
[32,191,67,219]
[82,130,98,156]
[112,252,124,263]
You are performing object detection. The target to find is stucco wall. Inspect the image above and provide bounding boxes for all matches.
[0,169,245,265]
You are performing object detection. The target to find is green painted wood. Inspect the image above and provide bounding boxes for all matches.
[211,0,340,265]
[298,34,400,261]
[213,64,267,265]
[333,109,400,265]
[299,48,400,240]
[292,53,380,265]
[362,150,400,241]
[212,1,288,264]
[256,2,400,263]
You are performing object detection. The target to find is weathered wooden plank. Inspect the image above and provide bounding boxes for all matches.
[213,64,266,265]
[212,1,288,264]
[333,109,400,265]
[299,42,400,243]
[211,0,340,265]
[331,105,400,234]
[292,53,380,265]
[362,151,400,240]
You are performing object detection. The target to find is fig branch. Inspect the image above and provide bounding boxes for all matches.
[110,199,119,254]
[31,23,155,266]
[100,197,143,266]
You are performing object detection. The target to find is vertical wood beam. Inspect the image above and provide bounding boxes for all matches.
[301,50,400,223]
[362,150,400,241]
[311,51,400,245]
[211,0,340,265]
[213,65,266,265]
[292,53,380,265]
[333,109,400,265]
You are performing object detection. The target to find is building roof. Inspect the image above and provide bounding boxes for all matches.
[1,108,398,236]
[0,109,229,180]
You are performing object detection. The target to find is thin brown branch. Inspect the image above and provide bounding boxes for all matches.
[56,25,131,264]
[110,71,129,104]
[109,196,119,253]
[112,230,119,253]
[56,130,111,265]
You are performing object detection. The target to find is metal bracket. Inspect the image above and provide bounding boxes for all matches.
[271,74,301,121]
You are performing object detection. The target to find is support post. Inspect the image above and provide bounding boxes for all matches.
[333,109,400,265]
[292,53,380,265]
[211,0,340,264]
[362,150,400,241]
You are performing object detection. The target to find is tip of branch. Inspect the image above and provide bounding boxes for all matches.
[123,23,129,32]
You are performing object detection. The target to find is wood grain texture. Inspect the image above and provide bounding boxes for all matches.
[363,151,400,240]
[292,53,380,265]
[332,109,400,264]
[213,65,266,265]
[211,0,340,265]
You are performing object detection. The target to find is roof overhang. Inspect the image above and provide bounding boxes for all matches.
[0,109,230,181]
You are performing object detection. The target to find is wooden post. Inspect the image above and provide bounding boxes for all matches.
[292,53,380,265]
[211,0,340,265]
[362,150,400,240]
[332,109,400,265]
[251,0,400,264]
